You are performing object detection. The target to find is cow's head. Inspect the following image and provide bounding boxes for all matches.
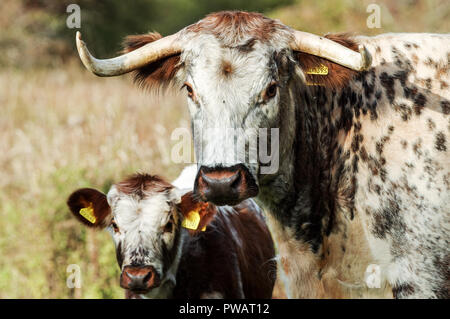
[76,11,371,206]
[67,174,216,295]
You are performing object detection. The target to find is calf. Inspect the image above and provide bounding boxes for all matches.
[67,171,276,298]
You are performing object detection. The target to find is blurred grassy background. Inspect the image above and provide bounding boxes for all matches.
[0,0,448,298]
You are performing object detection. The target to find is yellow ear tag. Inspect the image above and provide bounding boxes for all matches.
[306,64,328,75]
[79,203,96,224]
[181,209,205,231]
[182,210,200,230]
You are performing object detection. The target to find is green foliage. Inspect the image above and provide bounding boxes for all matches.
[22,0,293,60]
[0,162,123,298]
[4,0,447,68]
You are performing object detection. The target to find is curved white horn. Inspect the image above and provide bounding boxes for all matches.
[290,31,372,71]
[75,31,182,77]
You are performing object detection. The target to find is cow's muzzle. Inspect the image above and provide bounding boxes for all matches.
[120,265,160,293]
[194,164,258,206]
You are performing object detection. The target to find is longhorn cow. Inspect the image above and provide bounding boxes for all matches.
[75,11,449,298]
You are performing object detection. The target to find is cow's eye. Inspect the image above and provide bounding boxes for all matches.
[264,81,278,100]
[111,220,119,233]
[182,82,195,100]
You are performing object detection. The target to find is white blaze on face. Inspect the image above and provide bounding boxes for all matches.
[179,34,284,175]
[106,186,180,275]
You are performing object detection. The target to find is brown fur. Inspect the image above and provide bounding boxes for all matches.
[294,33,358,90]
[67,188,111,228]
[186,11,286,43]
[173,198,276,299]
[122,33,181,91]
[224,199,277,297]
[116,173,173,198]
[179,192,217,235]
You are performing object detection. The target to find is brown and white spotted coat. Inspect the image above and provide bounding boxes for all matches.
[121,12,449,298]
[67,171,276,299]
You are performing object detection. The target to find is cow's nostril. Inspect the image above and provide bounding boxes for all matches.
[201,172,213,187]
[228,171,239,184]
[201,170,239,187]
[120,266,160,292]
[230,171,241,189]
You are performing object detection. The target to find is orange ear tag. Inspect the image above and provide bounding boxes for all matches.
[79,202,96,224]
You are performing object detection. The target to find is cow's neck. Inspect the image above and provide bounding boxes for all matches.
[258,79,362,253]
[257,77,375,297]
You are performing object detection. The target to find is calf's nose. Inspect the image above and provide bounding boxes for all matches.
[120,265,160,292]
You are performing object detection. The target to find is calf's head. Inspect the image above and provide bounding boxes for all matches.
[76,11,371,205]
[67,174,216,295]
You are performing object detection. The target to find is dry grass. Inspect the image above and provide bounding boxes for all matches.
[0,61,286,298]
[0,62,190,298]
[270,0,449,35]
[1,0,447,299]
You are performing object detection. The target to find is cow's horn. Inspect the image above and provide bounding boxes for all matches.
[75,31,182,77]
[290,31,371,71]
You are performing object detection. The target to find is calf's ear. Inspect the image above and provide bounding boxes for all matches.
[67,188,111,228]
[177,192,217,235]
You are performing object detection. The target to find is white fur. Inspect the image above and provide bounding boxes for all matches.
[106,184,187,298]
[172,164,197,190]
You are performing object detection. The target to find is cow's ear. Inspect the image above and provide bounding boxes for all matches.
[67,188,111,228]
[122,33,181,92]
[177,192,217,235]
[293,33,358,90]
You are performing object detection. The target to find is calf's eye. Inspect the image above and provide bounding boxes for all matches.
[164,220,173,233]
[111,220,119,233]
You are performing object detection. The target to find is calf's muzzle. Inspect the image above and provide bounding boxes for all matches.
[120,265,160,293]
